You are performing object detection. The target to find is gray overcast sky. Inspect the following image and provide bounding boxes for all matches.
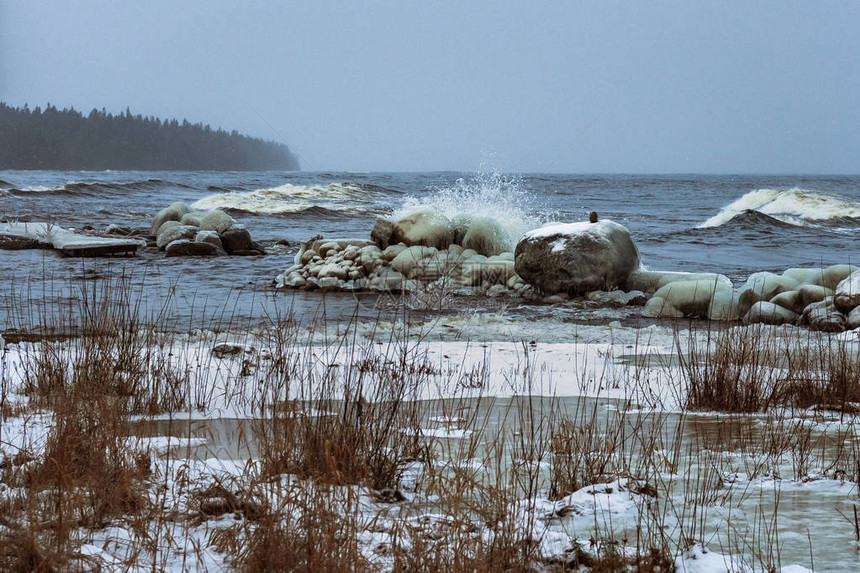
[2,1,859,173]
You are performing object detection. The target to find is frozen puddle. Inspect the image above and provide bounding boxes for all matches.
[125,395,860,572]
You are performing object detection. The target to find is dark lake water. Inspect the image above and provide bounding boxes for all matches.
[1,170,858,330]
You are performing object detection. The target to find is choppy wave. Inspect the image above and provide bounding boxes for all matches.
[395,169,540,243]
[2,178,180,196]
[190,182,396,216]
[699,188,860,228]
[723,210,802,230]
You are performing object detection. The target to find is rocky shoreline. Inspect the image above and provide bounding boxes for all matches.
[276,211,860,333]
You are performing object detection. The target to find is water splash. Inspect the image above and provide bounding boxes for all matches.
[395,167,540,242]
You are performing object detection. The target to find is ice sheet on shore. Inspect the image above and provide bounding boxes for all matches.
[0,221,144,253]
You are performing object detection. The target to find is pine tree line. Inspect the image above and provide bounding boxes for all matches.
[0,103,300,171]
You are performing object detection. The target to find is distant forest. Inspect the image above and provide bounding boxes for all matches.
[0,103,300,171]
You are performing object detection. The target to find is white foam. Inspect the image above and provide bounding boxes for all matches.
[0,185,61,194]
[191,182,385,214]
[394,169,540,244]
[699,188,860,228]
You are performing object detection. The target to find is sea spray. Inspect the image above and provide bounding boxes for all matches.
[395,168,542,246]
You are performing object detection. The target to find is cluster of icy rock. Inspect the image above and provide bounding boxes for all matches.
[641,264,860,331]
[275,211,533,297]
[275,234,533,297]
[151,202,263,257]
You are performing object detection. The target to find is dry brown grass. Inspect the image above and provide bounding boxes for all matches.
[2,279,857,571]
[680,324,860,413]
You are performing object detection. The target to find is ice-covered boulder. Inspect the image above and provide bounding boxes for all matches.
[806,306,846,332]
[821,264,859,290]
[382,244,406,261]
[648,279,728,318]
[802,297,835,320]
[742,301,798,326]
[165,239,224,257]
[707,288,742,321]
[392,210,455,250]
[371,267,405,291]
[195,230,224,251]
[770,290,804,314]
[180,211,207,227]
[462,256,515,287]
[624,270,732,295]
[797,284,833,308]
[151,202,191,235]
[411,251,463,282]
[461,217,512,257]
[317,263,349,280]
[303,237,375,257]
[738,272,799,313]
[781,267,824,286]
[219,226,258,255]
[389,245,437,276]
[199,210,235,233]
[370,218,396,249]
[156,223,198,249]
[834,270,860,313]
[848,306,860,329]
[300,249,318,265]
[771,285,832,314]
[587,289,647,308]
[642,296,684,318]
[514,220,640,295]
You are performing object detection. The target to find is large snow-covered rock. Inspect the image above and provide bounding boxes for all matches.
[514,220,640,295]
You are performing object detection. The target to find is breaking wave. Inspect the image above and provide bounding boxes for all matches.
[190,182,396,216]
[699,188,860,229]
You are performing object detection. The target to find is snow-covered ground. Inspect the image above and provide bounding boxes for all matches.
[1,317,857,571]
